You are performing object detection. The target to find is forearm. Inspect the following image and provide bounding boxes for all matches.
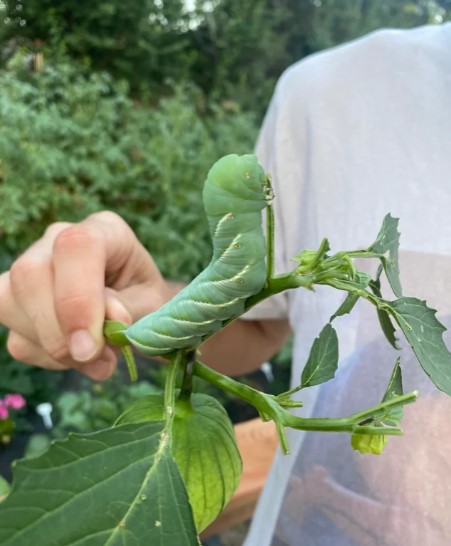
[317,483,391,546]
[318,477,445,546]
[199,317,291,376]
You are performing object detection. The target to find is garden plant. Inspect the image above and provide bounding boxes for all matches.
[0,154,450,545]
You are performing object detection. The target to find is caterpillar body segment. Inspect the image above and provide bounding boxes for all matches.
[125,154,270,356]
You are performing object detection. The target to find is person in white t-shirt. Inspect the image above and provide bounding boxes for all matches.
[1,23,451,546]
[244,22,451,546]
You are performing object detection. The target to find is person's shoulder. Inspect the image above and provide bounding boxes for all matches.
[276,23,451,98]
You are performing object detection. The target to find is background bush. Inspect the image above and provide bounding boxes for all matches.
[0,56,258,279]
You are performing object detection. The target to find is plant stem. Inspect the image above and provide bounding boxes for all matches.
[244,273,315,311]
[351,391,418,423]
[164,351,183,428]
[193,359,291,452]
[193,360,417,454]
[179,349,196,401]
[265,181,275,281]
[122,345,138,382]
[284,391,417,434]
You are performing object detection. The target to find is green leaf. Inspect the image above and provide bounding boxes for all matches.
[367,214,402,298]
[369,277,399,349]
[330,292,360,321]
[115,394,165,425]
[351,359,404,454]
[0,475,10,501]
[377,309,399,350]
[388,297,451,395]
[381,358,404,425]
[173,395,242,532]
[117,393,242,532]
[0,423,201,545]
[321,270,372,294]
[329,271,371,321]
[292,238,330,270]
[300,324,339,388]
[382,358,403,401]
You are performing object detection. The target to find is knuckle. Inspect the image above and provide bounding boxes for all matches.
[7,333,33,363]
[89,211,133,241]
[90,210,123,224]
[44,221,73,239]
[33,325,71,363]
[9,256,45,293]
[53,224,102,254]
[55,294,96,327]
[47,343,70,363]
[7,329,70,366]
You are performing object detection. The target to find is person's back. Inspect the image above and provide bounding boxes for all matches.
[244,23,451,545]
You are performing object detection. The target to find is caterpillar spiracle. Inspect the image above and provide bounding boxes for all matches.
[124,154,271,356]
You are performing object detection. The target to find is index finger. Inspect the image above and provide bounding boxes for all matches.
[52,222,108,362]
[52,212,157,362]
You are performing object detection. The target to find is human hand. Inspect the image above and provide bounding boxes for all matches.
[0,212,177,380]
[301,465,334,505]
[285,465,333,519]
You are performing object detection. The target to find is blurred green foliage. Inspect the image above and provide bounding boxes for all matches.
[0,326,63,407]
[1,1,449,111]
[1,0,285,106]
[0,56,257,279]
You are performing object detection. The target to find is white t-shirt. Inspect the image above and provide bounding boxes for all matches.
[244,23,451,546]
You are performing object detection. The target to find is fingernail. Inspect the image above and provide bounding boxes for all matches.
[69,329,98,362]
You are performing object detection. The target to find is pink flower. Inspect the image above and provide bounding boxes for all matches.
[0,402,8,420]
[3,394,26,410]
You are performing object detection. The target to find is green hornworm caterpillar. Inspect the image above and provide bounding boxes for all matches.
[125,154,270,356]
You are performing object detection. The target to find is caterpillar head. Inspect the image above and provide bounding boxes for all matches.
[203,154,268,215]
